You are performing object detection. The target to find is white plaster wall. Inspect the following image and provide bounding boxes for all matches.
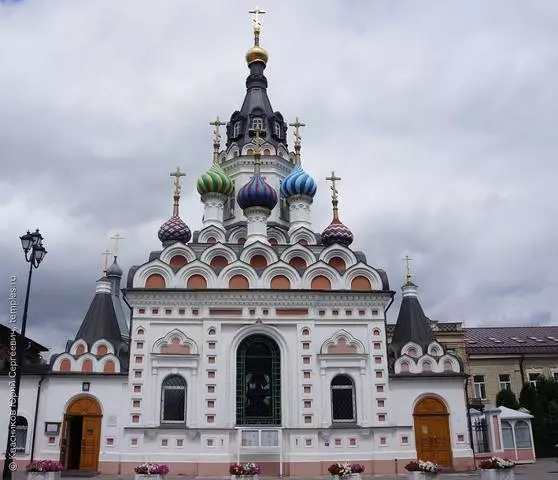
[390,378,473,458]
[0,375,40,459]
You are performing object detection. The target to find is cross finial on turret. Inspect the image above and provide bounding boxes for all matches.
[110,233,124,257]
[289,117,306,165]
[170,167,186,196]
[210,116,226,163]
[170,167,186,216]
[326,171,341,218]
[249,6,266,45]
[403,255,413,283]
[101,249,112,275]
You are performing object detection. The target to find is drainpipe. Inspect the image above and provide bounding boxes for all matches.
[464,376,477,468]
[30,373,46,462]
[519,355,525,386]
[122,295,133,366]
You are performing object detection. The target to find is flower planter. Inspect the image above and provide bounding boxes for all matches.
[135,475,163,480]
[27,472,62,480]
[407,473,439,480]
[480,470,515,480]
[348,474,361,480]
[231,476,259,480]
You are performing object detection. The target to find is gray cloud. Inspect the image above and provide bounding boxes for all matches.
[1,0,557,355]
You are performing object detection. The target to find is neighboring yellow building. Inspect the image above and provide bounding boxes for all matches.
[387,324,558,406]
[465,326,558,405]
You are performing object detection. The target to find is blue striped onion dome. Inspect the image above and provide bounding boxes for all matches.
[237,174,278,211]
[280,164,317,198]
[197,164,234,196]
[158,216,191,246]
[321,217,353,247]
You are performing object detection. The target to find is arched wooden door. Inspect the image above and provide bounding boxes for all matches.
[60,396,102,472]
[413,396,453,468]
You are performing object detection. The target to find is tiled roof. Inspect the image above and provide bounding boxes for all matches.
[465,326,558,355]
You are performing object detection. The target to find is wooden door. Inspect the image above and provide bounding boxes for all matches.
[413,396,453,468]
[414,415,452,467]
[79,416,101,471]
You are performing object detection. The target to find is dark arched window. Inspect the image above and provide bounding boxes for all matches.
[236,335,281,426]
[161,375,187,423]
[15,416,28,452]
[331,375,356,423]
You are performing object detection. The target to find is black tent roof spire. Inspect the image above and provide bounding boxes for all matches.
[226,6,288,152]
[389,256,435,355]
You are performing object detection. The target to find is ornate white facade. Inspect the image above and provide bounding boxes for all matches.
[0,11,481,478]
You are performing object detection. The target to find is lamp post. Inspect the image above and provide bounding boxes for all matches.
[3,229,46,480]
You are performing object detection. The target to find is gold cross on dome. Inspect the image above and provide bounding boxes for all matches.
[326,171,341,201]
[289,117,306,146]
[170,167,186,195]
[210,116,226,144]
[249,6,266,33]
[101,249,112,273]
[110,233,124,257]
[403,255,413,283]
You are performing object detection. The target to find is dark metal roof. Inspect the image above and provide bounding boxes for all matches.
[466,326,558,355]
[389,285,435,355]
[0,323,48,351]
[75,289,123,347]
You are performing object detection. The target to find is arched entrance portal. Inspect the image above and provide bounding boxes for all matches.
[236,334,281,425]
[413,396,453,468]
[60,395,102,472]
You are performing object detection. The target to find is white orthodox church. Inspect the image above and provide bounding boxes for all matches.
[1,12,476,477]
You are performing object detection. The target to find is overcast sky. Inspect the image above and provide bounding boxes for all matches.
[1,0,557,356]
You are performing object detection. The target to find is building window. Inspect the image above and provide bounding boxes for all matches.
[236,334,281,426]
[502,420,514,449]
[251,118,263,131]
[515,420,532,448]
[274,121,280,137]
[331,374,356,423]
[161,374,187,423]
[233,121,241,137]
[15,416,28,452]
[528,372,540,387]
[499,374,511,391]
[473,375,486,400]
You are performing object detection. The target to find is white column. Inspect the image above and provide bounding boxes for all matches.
[201,192,227,230]
[189,370,197,427]
[151,368,158,425]
[320,366,329,427]
[287,195,312,235]
[244,206,270,245]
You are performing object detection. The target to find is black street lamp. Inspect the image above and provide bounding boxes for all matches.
[3,229,46,480]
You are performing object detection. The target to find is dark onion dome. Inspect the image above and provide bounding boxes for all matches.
[237,174,278,211]
[158,216,191,247]
[280,164,317,198]
[321,217,353,247]
[106,257,123,276]
[197,164,234,197]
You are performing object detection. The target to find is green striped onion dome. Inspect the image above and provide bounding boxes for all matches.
[196,164,234,196]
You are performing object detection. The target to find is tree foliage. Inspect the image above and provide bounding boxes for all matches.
[496,388,520,409]
[519,376,558,457]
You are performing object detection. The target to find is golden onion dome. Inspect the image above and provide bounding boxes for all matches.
[246,45,268,65]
